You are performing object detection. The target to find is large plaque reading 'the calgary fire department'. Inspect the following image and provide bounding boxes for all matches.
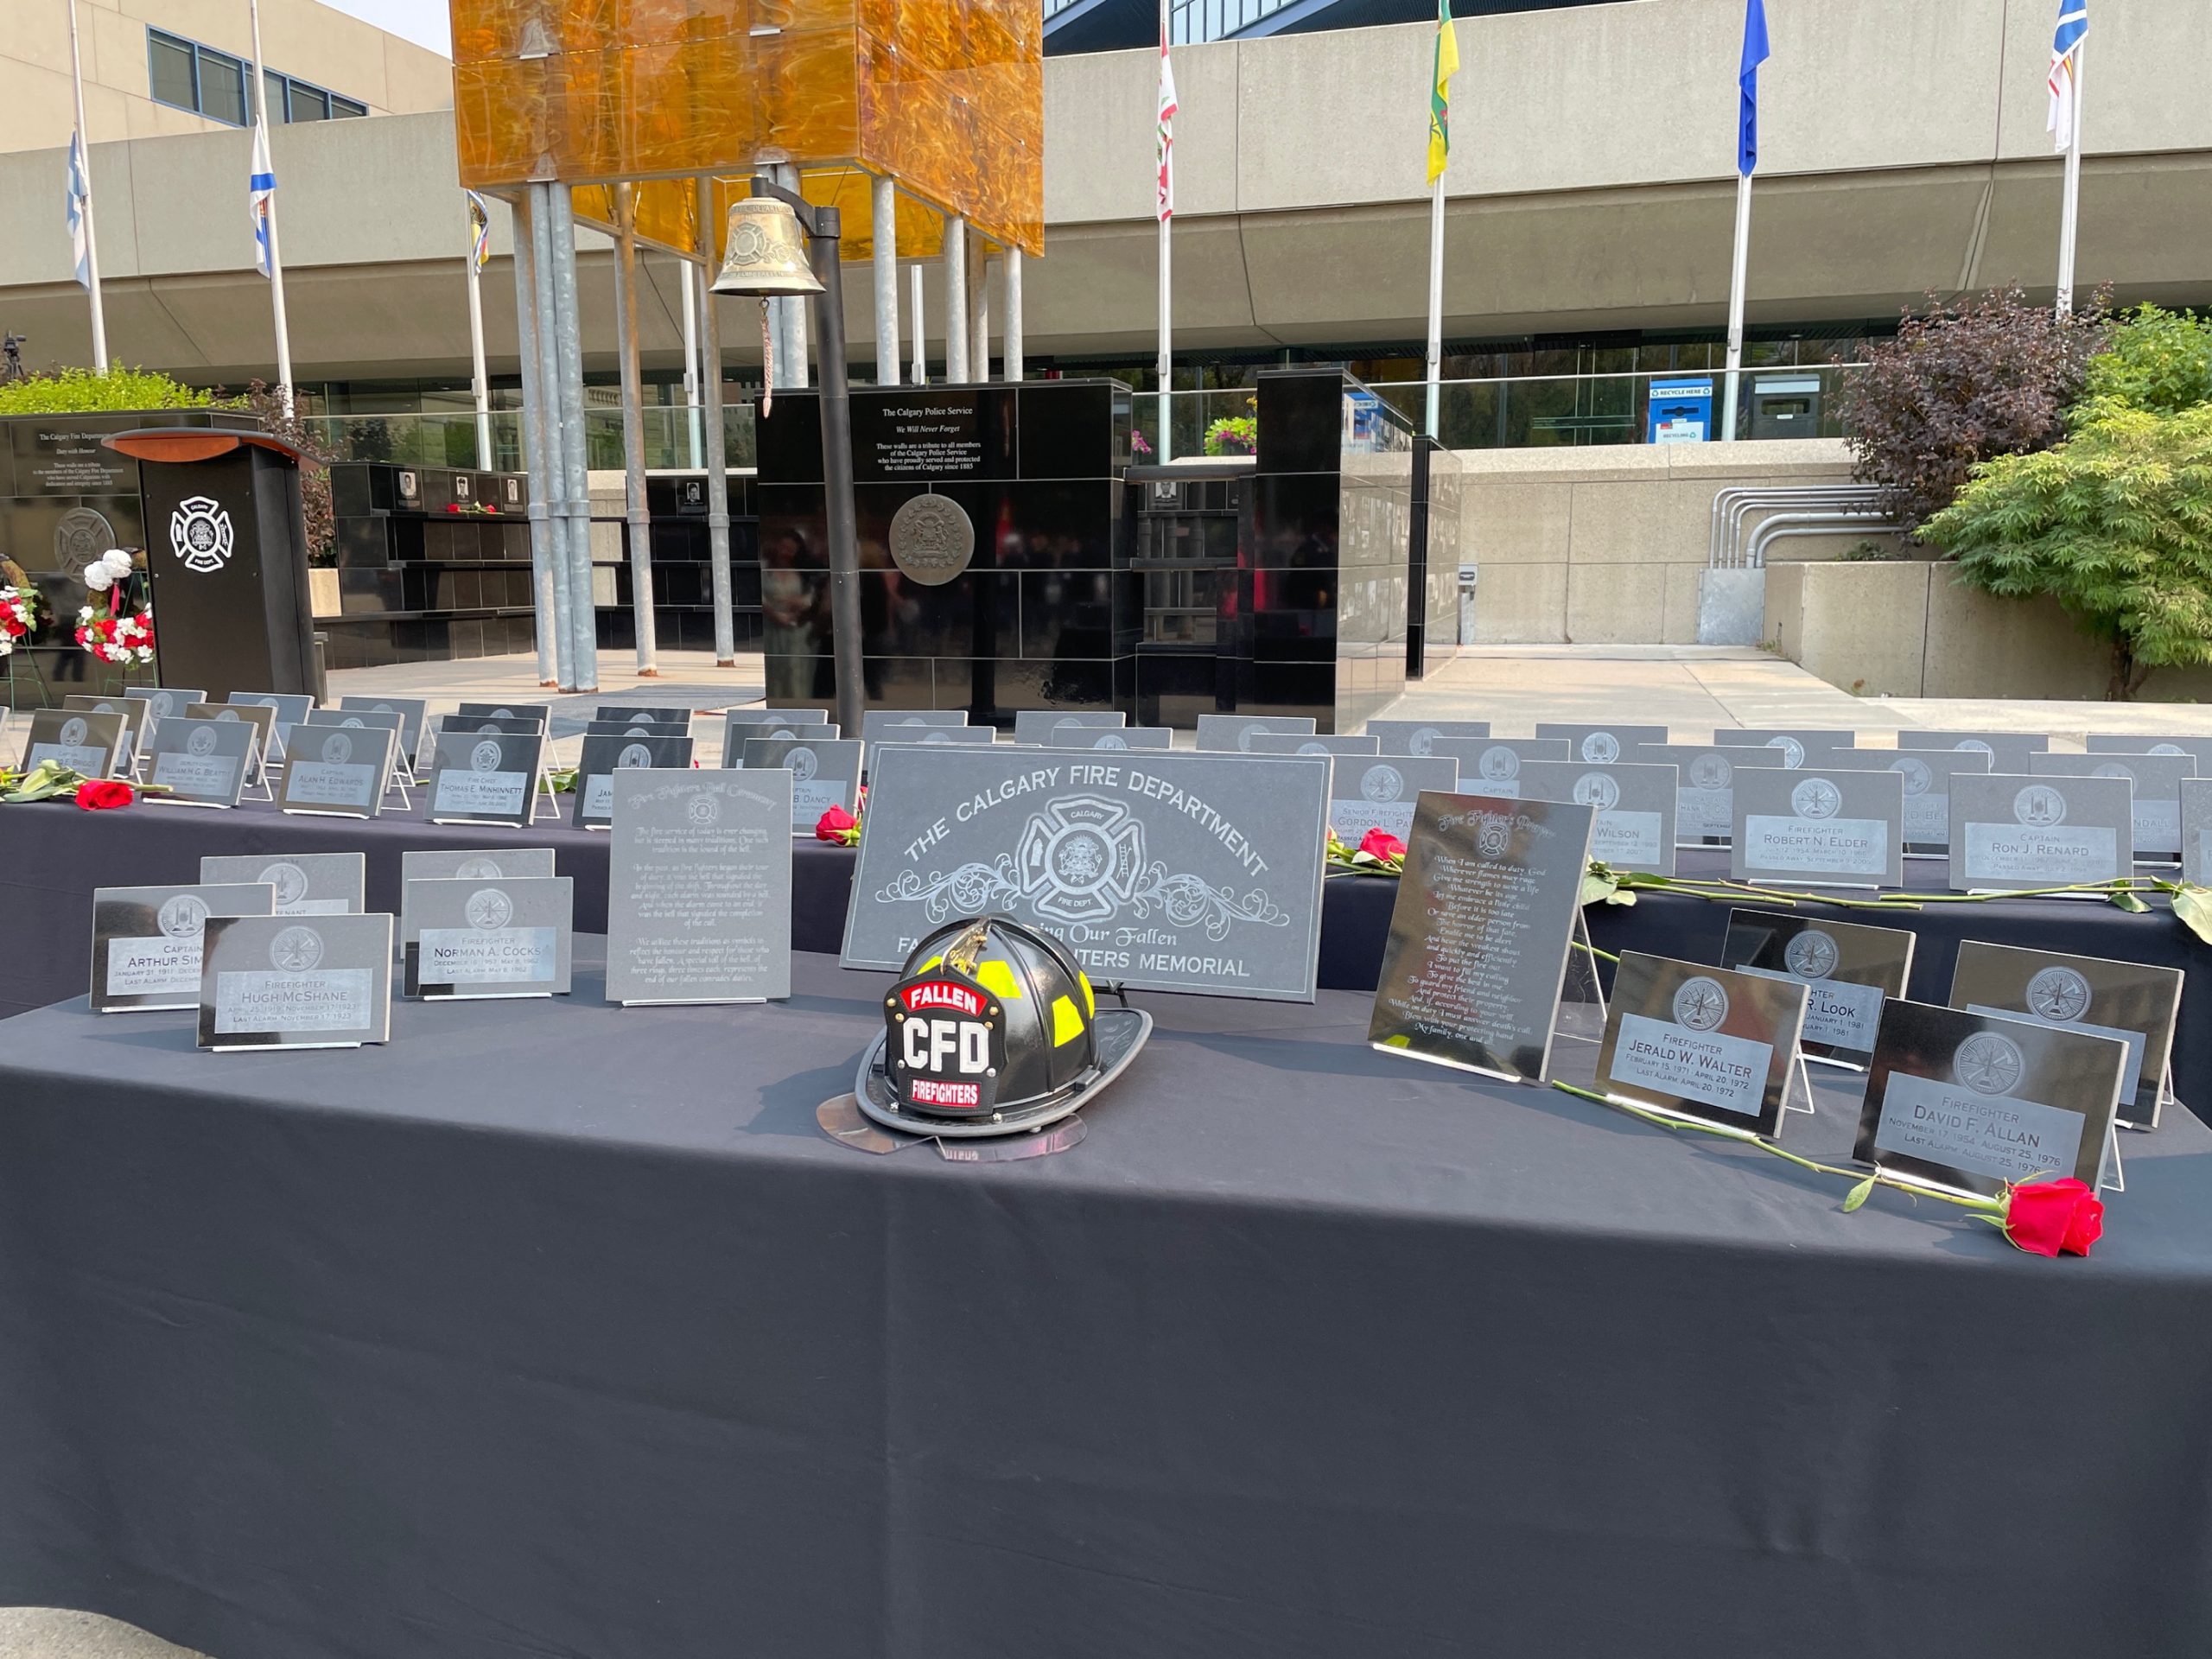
[843,747,1332,1000]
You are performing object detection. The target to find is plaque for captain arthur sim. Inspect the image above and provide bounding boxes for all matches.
[92,883,276,1013]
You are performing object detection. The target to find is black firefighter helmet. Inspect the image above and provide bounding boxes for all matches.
[855,913,1153,1138]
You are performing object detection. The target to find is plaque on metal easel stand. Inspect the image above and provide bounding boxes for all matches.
[741,736,863,831]
[425,730,550,827]
[1732,766,1904,889]
[398,849,557,958]
[606,770,793,1005]
[1368,793,1596,1084]
[202,852,365,916]
[199,913,392,1050]
[1948,774,2131,893]
[1948,941,2183,1131]
[1013,709,1126,746]
[1723,909,1914,1071]
[1594,953,1809,1138]
[91,883,276,1013]
[22,709,126,779]
[1507,760,1681,876]
[573,732,695,830]
[141,716,255,808]
[403,875,574,999]
[1325,754,1458,843]
[1367,720,1491,756]
[62,696,149,773]
[276,724,395,818]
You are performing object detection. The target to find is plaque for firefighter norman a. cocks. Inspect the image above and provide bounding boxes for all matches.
[843,747,1332,1001]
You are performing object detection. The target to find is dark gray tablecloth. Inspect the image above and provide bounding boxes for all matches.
[1,948,2209,1659]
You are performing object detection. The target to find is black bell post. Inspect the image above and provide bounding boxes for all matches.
[103,428,316,700]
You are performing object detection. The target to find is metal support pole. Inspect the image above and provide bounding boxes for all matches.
[797,199,866,742]
[1423,175,1445,439]
[968,230,990,383]
[696,176,737,665]
[681,241,703,467]
[1157,200,1172,461]
[944,213,969,382]
[911,264,927,385]
[512,188,561,687]
[246,0,295,414]
[1004,248,1024,382]
[524,187,575,690]
[466,200,495,468]
[2056,41,2086,316]
[1720,170,1753,443]
[614,183,659,677]
[872,173,899,385]
[547,184,599,690]
[775,162,809,388]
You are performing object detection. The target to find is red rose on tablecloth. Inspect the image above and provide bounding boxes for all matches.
[2003,1177,2102,1257]
[74,779,135,810]
[816,804,857,843]
[1358,828,1407,861]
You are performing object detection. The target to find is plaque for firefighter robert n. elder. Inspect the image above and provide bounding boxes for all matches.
[844,747,1331,1000]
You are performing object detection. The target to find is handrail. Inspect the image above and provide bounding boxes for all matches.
[1710,485,1885,567]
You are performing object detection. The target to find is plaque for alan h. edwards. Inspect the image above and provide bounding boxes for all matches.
[1368,793,1596,1084]
[277,723,396,818]
[844,746,1331,1000]
[606,770,793,1005]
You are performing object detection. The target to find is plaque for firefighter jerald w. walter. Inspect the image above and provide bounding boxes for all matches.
[844,747,1331,1001]
[1596,952,1808,1137]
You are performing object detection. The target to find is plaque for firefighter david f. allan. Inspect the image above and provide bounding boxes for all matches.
[1368,793,1596,1084]
[844,747,1330,1001]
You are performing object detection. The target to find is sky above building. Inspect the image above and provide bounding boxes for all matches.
[322,0,452,57]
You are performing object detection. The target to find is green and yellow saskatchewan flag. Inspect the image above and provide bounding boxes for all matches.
[1427,0,1459,186]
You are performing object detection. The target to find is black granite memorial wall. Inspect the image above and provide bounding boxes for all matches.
[594,474,762,657]
[322,463,538,669]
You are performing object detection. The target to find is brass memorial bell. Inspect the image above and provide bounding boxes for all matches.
[711,194,824,298]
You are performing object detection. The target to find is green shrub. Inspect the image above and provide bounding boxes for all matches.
[2079,305,2212,419]
[0,365,226,415]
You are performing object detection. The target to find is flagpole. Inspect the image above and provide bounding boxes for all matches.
[1721,170,1752,442]
[246,0,296,416]
[1424,175,1445,439]
[65,0,108,372]
[465,198,494,468]
[2056,38,2085,317]
[1157,0,1173,463]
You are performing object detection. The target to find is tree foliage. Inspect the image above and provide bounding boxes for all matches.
[241,381,337,564]
[1833,286,2108,535]
[1922,404,2212,699]
[0,365,222,415]
[2079,305,2212,419]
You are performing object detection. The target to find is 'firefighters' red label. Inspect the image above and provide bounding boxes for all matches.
[909,1078,982,1108]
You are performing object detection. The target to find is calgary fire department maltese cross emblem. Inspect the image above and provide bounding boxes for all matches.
[1015,795,1147,924]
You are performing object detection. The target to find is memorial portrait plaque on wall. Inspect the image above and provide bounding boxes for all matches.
[1630,743,1786,845]
[1948,773,2131,892]
[1897,729,2050,775]
[285,720,397,817]
[1013,709,1127,746]
[199,913,392,1051]
[1368,793,1596,1084]
[573,732,695,830]
[1248,733,1383,759]
[1949,940,2182,1131]
[1326,754,1458,842]
[1533,723,1670,765]
[91,882,276,1013]
[741,736,863,830]
[1506,760,1680,876]
[1194,714,1318,753]
[606,770,793,1005]
[1594,952,1808,1137]
[201,852,365,917]
[425,730,546,827]
[61,696,149,771]
[1423,737,1571,800]
[1855,1001,2126,1200]
[1046,727,1173,752]
[2031,751,2195,862]
[845,747,1331,1001]
[399,849,556,957]
[142,716,254,808]
[1732,766,1904,889]
[23,709,125,779]
[1723,909,1915,1067]
[1366,719,1491,756]
[404,875,574,999]
[335,696,430,766]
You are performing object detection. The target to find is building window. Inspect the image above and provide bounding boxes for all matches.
[147,28,365,126]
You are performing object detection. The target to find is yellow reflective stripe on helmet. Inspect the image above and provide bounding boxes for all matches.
[1077,971,1095,1017]
[1051,994,1085,1046]
[975,958,1024,1000]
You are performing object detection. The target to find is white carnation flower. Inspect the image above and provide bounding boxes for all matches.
[83,566,113,590]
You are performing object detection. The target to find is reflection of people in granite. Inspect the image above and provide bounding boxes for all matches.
[760,529,817,701]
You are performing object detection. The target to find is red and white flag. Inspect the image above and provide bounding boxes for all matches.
[1156,29,1177,223]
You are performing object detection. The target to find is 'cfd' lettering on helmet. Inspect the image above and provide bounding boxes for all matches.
[902,1016,990,1075]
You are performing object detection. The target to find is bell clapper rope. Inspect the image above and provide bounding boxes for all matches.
[760,298,774,419]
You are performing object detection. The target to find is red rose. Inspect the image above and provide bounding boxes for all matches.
[815,804,857,842]
[2003,1177,2102,1257]
[74,779,135,810]
[1358,828,1407,861]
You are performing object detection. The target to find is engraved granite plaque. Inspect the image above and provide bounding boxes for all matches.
[2183,778,2212,886]
[1950,940,2182,1130]
[124,686,206,734]
[456,701,553,729]
[845,747,1331,1000]
[729,722,840,749]
[62,695,148,770]
[1326,754,1459,842]
[442,714,547,740]
[1897,730,2050,775]
[142,716,253,808]
[584,721,692,741]
[1248,733,1383,758]
[398,849,556,957]
[573,732,696,830]
[606,770,793,1004]
[1710,728,1856,769]
[1629,743,1788,844]
[1595,952,1808,1136]
[860,711,971,745]
[404,875,573,999]
[1804,747,1992,852]
[1423,737,1572,800]
[1368,793,1596,1084]
[726,707,830,729]
[1534,723,1670,765]
[224,692,315,757]
[202,852,365,917]
[23,709,125,778]
[1948,773,2130,892]
[1046,726,1173,752]
[335,696,429,766]
[277,723,394,818]
[1732,766,1904,889]
[1366,720,1491,756]
[1856,1001,2126,1199]
[1724,909,1915,1065]
[182,703,272,787]
[2031,751,2195,861]
[1013,709,1127,746]
[91,882,276,1013]
[1194,715,1319,753]
[426,730,545,827]
[199,913,392,1050]
[1505,760,1680,876]
[741,736,863,830]
[868,725,996,750]
[595,705,693,727]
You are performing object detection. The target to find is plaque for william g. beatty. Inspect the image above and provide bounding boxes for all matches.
[1533,723,1669,765]
[741,736,863,830]
[1194,714,1316,753]
[1422,737,1571,799]
[1504,760,1680,876]
[1594,953,1808,1137]
[1855,1001,2126,1199]
[1949,940,2182,1131]
[1012,709,1126,746]
[1948,773,2130,892]
[1368,793,1596,1084]
[1326,754,1459,843]
[198,913,392,1050]
[1629,744,1786,844]
[2031,751,2195,862]
[1366,719,1491,756]
[606,770,793,1005]
[141,716,254,808]
[1723,909,1915,1066]
[845,747,1330,1000]
[277,722,395,817]
[573,732,696,830]
[404,875,574,999]
[1732,766,1904,889]
[426,730,546,826]
[201,852,365,916]
[91,883,276,1013]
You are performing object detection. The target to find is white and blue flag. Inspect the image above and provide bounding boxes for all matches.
[249,121,276,277]
[2048,0,2088,151]
[1738,0,1770,178]
[66,130,92,289]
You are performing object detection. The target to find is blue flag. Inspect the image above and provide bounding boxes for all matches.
[66,131,92,289]
[1738,0,1771,177]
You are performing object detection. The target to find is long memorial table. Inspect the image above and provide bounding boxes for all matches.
[4,798,2208,1118]
[1,948,2209,1658]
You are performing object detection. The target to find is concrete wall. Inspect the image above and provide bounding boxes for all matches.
[1764,563,2212,702]
[1455,438,1900,646]
[3,0,452,155]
